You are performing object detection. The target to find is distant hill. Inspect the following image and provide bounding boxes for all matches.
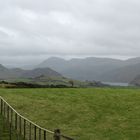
[1,56,140,83]
[130,75,140,86]
[0,64,62,80]
[37,57,140,83]
[0,65,25,79]
[0,64,107,88]
[21,67,62,78]
[38,57,124,81]
[125,57,140,65]
[100,63,140,82]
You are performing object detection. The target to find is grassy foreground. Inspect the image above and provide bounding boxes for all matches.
[0,88,140,140]
[0,115,23,140]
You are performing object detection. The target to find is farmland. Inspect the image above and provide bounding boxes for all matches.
[0,88,140,140]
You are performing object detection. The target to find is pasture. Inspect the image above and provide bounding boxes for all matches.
[0,88,140,140]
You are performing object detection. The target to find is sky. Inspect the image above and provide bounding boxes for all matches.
[0,0,140,67]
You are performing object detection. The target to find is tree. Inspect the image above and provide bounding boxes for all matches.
[69,80,74,87]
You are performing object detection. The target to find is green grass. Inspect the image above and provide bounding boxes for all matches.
[0,88,140,140]
[6,76,85,87]
[0,115,23,140]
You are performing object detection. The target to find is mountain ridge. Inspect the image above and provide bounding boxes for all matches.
[0,64,62,80]
[37,56,140,82]
[1,56,140,83]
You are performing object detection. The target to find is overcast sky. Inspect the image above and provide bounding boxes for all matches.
[0,0,140,67]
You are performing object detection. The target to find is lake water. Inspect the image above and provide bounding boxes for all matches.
[103,82,129,87]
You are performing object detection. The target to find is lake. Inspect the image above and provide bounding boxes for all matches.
[103,82,129,87]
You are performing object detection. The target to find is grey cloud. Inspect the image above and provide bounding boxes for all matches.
[0,0,140,66]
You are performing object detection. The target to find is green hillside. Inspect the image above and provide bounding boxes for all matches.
[0,88,140,140]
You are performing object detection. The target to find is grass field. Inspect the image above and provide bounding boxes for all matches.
[0,115,23,140]
[0,88,140,140]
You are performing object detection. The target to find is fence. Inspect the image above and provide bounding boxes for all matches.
[0,96,74,140]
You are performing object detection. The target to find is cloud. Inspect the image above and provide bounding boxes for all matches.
[0,0,140,66]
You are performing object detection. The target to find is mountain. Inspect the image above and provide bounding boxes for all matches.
[1,56,140,83]
[0,64,63,81]
[100,63,140,82]
[38,57,124,81]
[0,64,10,79]
[0,64,104,87]
[0,63,98,87]
[37,57,140,83]
[125,57,140,65]
[21,67,62,78]
[0,65,25,79]
[130,75,140,86]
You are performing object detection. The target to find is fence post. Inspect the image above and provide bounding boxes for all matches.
[54,129,61,140]
[39,128,41,140]
[7,106,9,122]
[0,99,3,114]
[10,109,13,125]
[44,130,46,140]
[19,116,21,135]
[29,123,31,140]
[9,123,12,140]
[15,113,17,130]
[24,119,26,139]
[4,102,5,117]
[34,125,37,140]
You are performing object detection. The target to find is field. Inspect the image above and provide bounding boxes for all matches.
[0,88,140,140]
[0,115,23,140]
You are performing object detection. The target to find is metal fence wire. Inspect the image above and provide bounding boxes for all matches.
[0,96,74,140]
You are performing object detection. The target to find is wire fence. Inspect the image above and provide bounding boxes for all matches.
[0,96,74,140]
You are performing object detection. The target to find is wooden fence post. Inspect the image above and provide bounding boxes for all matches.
[15,113,17,130]
[39,128,41,140]
[54,129,61,140]
[29,123,31,140]
[3,102,5,117]
[44,130,46,140]
[19,116,21,135]
[10,109,13,125]
[34,125,37,140]
[24,119,26,139]
[9,123,12,140]
[1,99,3,114]
[7,106,9,122]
